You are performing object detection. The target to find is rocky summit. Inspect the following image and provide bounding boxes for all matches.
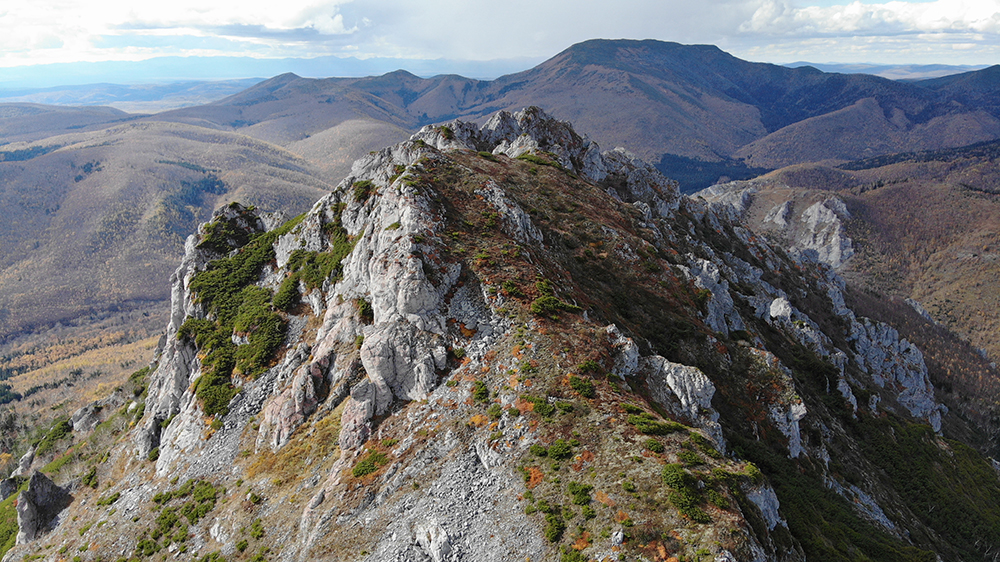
[2,108,1000,562]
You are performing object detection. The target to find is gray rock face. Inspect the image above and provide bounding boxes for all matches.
[70,404,103,433]
[415,107,681,218]
[688,257,745,336]
[644,356,726,452]
[745,484,787,531]
[255,344,324,451]
[849,317,946,431]
[475,179,543,245]
[769,401,809,459]
[10,449,33,477]
[0,478,20,501]
[795,198,854,268]
[695,182,853,269]
[606,324,640,379]
[15,471,72,545]
[826,477,898,534]
[696,179,946,433]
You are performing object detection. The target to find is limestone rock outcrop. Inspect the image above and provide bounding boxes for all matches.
[15,471,71,545]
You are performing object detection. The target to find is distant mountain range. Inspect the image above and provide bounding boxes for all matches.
[4,38,1000,344]
[0,79,264,114]
[142,40,1000,189]
[785,62,988,81]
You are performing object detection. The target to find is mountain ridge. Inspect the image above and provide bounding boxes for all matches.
[139,39,1000,187]
[2,108,999,562]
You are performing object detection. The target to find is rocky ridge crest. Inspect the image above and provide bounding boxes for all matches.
[3,108,994,562]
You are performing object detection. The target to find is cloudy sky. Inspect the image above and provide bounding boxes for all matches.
[1,0,997,86]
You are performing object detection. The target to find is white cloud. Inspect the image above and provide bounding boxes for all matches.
[0,0,359,67]
[0,0,997,71]
[741,0,1000,36]
[113,0,356,32]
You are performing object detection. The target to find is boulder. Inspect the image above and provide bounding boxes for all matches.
[15,471,72,545]
[0,477,21,501]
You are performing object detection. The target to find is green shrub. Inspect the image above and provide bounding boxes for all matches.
[96,491,120,506]
[568,376,596,398]
[249,518,264,540]
[192,370,237,418]
[678,450,703,466]
[178,209,353,415]
[643,439,665,454]
[136,538,161,556]
[82,467,98,489]
[35,419,73,456]
[692,287,711,306]
[530,444,548,457]
[286,233,355,290]
[689,433,722,459]
[179,222,297,415]
[743,462,763,484]
[530,295,581,317]
[567,482,593,505]
[661,463,690,489]
[544,512,566,542]
[154,508,179,539]
[622,481,636,493]
[706,489,730,510]
[273,275,300,311]
[0,494,20,560]
[627,413,685,435]
[534,279,554,296]
[501,280,523,297]
[548,439,573,460]
[669,490,711,523]
[356,298,374,324]
[486,403,503,419]
[352,451,389,478]
[517,153,563,170]
[521,395,556,418]
[577,360,601,374]
[472,381,490,402]
[662,463,710,523]
[352,180,374,202]
[621,403,644,415]
[196,208,257,254]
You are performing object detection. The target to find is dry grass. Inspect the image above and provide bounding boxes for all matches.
[246,401,344,483]
[0,120,333,342]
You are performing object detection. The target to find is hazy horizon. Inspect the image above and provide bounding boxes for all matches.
[0,47,990,97]
[1,0,997,90]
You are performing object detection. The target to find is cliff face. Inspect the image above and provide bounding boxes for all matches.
[5,108,1000,562]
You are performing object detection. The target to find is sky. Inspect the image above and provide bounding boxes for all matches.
[0,0,998,87]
